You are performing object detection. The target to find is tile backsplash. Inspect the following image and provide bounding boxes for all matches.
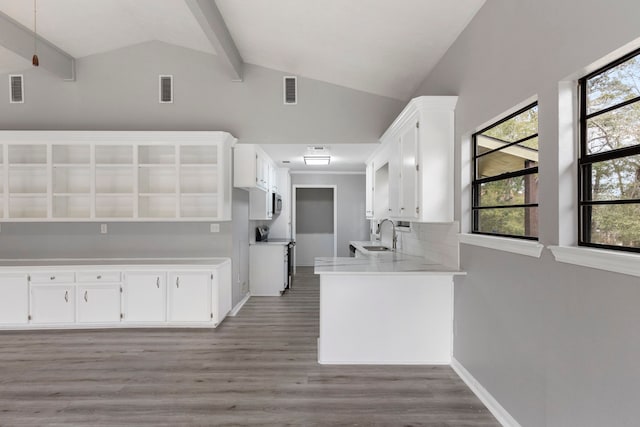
[396,222,459,268]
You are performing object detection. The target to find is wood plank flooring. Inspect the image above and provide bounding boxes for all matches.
[0,267,499,426]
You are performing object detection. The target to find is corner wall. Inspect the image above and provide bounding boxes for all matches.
[414,1,640,425]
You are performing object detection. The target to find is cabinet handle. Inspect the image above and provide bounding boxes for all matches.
[156,277,160,288]
[97,275,102,280]
[64,291,69,303]
[176,277,180,288]
[84,290,88,302]
[50,276,55,281]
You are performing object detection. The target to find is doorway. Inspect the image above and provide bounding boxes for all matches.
[292,186,337,269]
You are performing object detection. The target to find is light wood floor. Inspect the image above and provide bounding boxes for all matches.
[0,267,499,426]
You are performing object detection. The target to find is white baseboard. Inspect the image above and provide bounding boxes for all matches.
[229,292,251,317]
[451,357,521,427]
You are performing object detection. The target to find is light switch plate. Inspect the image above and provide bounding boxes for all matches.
[210,224,220,233]
[100,224,108,234]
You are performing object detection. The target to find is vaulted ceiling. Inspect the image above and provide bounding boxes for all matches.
[0,0,485,100]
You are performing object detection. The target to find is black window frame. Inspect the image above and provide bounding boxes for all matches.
[578,47,640,253]
[471,102,539,240]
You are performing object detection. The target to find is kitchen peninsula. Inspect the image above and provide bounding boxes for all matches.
[315,243,464,365]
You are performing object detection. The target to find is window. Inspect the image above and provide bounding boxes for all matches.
[579,48,640,252]
[472,103,539,239]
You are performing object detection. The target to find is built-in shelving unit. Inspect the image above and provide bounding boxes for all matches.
[0,132,234,221]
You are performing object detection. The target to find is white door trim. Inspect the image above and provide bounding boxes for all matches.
[292,185,338,273]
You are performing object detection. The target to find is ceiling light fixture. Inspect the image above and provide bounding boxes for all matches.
[32,0,39,67]
[303,156,331,166]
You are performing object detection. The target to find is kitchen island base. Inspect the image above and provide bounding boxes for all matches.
[318,273,454,365]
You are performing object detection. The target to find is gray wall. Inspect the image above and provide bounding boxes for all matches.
[0,40,402,263]
[291,173,369,257]
[296,188,334,234]
[415,1,640,425]
[0,41,404,144]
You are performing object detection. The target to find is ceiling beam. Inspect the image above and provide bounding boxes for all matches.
[0,11,75,80]
[185,0,243,81]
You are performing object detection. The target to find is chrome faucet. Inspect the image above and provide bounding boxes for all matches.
[378,218,397,251]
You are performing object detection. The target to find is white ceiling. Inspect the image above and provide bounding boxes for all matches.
[0,0,485,100]
[260,143,380,172]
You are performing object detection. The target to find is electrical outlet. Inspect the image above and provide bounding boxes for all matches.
[210,223,220,233]
[100,224,108,234]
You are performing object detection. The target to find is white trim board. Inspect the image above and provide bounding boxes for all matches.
[548,245,640,278]
[458,233,544,258]
[451,358,522,427]
[289,171,365,175]
[229,292,250,317]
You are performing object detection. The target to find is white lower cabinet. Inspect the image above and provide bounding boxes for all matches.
[0,259,232,330]
[77,284,122,323]
[123,272,166,322]
[168,272,212,322]
[0,274,29,324]
[250,244,287,296]
[30,284,75,324]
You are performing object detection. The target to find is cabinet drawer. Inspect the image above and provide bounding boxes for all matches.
[29,272,75,284]
[77,271,121,283]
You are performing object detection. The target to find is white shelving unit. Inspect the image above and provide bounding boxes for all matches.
[0,132,234,221]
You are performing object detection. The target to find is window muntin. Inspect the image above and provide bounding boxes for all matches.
[472,103,539,239]
[579,48,640,252]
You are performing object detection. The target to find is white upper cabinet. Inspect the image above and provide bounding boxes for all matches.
[369,96,457,222]
[234,144,280,220]
[0,131,235,222]
[365,162,374,219]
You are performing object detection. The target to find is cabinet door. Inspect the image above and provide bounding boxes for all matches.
[123,272,166,322]
[400,121,419,219]
[30,284,75,324]
[387,139,402,217]
[365,162,374,218]
[168,272,212,322]
[0,274,29,324]
[77,284,121,323]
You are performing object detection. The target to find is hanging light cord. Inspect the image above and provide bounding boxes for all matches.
[32,0,39,66]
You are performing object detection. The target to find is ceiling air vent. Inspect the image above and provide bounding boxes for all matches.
[9,75,24,104]
[283,76,297,105]
[159,75,173,104]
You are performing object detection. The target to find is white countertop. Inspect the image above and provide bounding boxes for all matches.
[0,257,231,270]
[315,242,464,275]
[250,239,291,246]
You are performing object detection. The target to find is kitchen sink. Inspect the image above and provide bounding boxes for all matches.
[362,246,391,251]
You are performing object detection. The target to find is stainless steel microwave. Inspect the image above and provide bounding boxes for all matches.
[272,193,282,215]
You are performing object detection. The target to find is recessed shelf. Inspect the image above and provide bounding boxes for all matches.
[139,195,176,218]
[180,145,218,164]
[9,167,47,193]
[53,195,90,218]
[139,145,175,164]
[53,166,90,194]
[96,167,133,194]
[96,195,134,218]
[9,145,47,164]
[95,145,133,165]
[52,145,90,164]
[180,168,217,193]
[9,196,47,218]
[180,195,217,218]
[139,167,176,193]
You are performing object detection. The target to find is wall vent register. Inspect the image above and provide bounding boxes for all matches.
[9,75,24,104]
[159,75,173,103]
[284,76,297,105]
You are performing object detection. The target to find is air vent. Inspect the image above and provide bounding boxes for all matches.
[283,76,297,105]
[159,75,173,103]
[9,75,24,104]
